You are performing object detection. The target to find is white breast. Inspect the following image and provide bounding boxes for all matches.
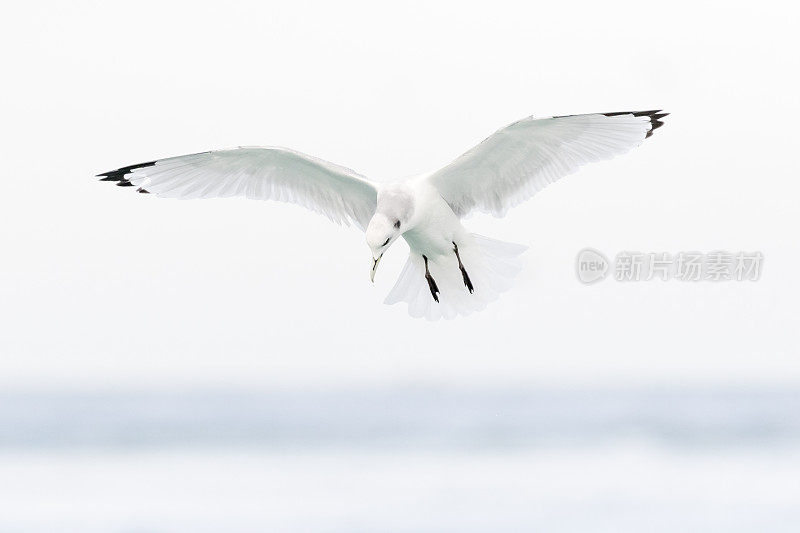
[402,180,466,258]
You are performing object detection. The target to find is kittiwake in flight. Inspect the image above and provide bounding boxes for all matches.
[97,110,667,320]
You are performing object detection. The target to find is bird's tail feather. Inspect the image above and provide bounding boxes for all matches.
[384,234,527,320]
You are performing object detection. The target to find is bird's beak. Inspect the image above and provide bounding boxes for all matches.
[370,254,383,283]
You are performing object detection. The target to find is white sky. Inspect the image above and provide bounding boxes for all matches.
[1,0,798,389]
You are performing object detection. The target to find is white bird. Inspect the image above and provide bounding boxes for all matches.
[97,110,667,320]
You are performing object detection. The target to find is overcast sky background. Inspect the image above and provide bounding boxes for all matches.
[1,1,797,389]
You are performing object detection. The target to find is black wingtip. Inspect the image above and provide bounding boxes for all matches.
[96,160,157,184]
[602,110,669,139]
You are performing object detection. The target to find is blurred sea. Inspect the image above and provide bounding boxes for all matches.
[1,386,799,532]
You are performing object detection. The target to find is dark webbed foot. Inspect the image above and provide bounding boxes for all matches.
[423,255,440,303]
[453,242,474,293]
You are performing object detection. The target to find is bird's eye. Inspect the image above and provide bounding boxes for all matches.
[394,220,401,229]
[381,237,390,247]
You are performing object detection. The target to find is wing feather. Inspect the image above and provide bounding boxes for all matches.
[97,147,378,230]
[427,111,667,218]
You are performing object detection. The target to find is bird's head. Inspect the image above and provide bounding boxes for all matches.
[366,185,415,281]
[365,213,404,282]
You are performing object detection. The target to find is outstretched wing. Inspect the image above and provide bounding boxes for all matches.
[97,147,378,229]
[427,110,668,218]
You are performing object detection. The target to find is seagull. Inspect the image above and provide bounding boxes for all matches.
[97,110,667,320]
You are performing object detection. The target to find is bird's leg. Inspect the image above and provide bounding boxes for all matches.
[422,255,440,303]
[452,242,474,294]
